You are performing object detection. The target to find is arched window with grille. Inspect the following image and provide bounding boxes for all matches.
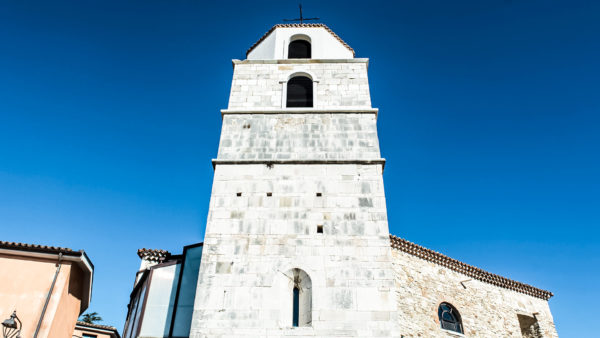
[286,76,313,108]
[288,36,311,59]
[438,302,463,333]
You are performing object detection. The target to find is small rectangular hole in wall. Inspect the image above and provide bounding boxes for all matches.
[316,192,322,197]
[317,225,323,234]
[236,192,242,197]
[267,192,272,197]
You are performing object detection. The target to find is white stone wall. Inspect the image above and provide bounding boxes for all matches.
[391,249,558,337]
[227,61,371,110]
[217,113,380,161]
[191,163,398,337]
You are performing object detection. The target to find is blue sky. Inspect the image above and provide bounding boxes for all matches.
[1,0,598,336]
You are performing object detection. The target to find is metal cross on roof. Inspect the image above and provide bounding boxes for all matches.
[283,4,320,24]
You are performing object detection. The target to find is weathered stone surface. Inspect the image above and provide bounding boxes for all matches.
[191,164,398,337]
[391,249,558,337]
[217,114,381,161]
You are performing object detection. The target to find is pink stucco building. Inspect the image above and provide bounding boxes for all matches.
[0,241,94,338]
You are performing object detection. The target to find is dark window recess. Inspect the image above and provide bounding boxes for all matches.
[518,314,542,338]
[292,286,300,327]
[288,40,311,59]
[438,302,463,334]
[236,192,242,197]
[317,225,323,234]
[267,192,272,197]
[316,192,322,197]
[287,76,313,107]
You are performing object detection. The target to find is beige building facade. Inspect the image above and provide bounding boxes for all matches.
[390,236,556,337]
[0,241,93,338]
[74,321,121,338]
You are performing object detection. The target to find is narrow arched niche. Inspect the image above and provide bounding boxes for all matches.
[288,35,311,59]
[286,268,312,327]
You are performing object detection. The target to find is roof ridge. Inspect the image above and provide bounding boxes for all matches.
[246,23,355,57]
[76,321,119,331]
[389,235,553,300]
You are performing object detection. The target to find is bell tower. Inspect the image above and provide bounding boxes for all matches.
[190,24,398,337]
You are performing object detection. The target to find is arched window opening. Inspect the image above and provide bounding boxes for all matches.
[438,302,463,334]
[288,40,311,59]
[287,76,313,108]
[287,268,312,327]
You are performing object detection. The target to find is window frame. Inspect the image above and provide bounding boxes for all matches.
[438,302,464,334]
[286,76,314,108]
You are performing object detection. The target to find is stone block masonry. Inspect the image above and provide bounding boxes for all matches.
[217,113,381,161]
[189,23,557,338]
[391,247,558,337]
[191,163,398,337]
[228,60,371,110]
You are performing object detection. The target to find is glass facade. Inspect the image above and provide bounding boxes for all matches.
[172,244,203,337]
[123,243,203,338]
[139,263,181,337]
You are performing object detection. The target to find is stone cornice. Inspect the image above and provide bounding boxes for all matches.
[232,58,369,65]
[212,159,386,170]
[389,235,554,300]
[221,108,378,117]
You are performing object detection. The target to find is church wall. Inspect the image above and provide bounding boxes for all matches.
[191,163,398,337]
[217,113,380,161]
[391,249,558,337]
[227,61,371,109]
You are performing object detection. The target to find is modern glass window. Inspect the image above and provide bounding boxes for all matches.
[288,40,311,59]
[286,76,313,107]
[138,263,181,337]
[438,302,463,333]
[171,244,203,337]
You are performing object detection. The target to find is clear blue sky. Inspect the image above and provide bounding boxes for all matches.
[1,0,598,336]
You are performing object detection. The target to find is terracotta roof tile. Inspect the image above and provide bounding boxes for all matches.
[76,321,120,337]
[0,241,82,256]
[246,23,355,57]
[389,235,553,300]
[137,248,171,262]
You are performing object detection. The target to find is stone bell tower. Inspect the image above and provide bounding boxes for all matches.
[190,24,398,337]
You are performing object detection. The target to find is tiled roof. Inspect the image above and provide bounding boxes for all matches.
[137,248,171,262]
[246,23,355,57]
[0,241,82,256]
[76,321,120,337]
[389,235,553,300]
